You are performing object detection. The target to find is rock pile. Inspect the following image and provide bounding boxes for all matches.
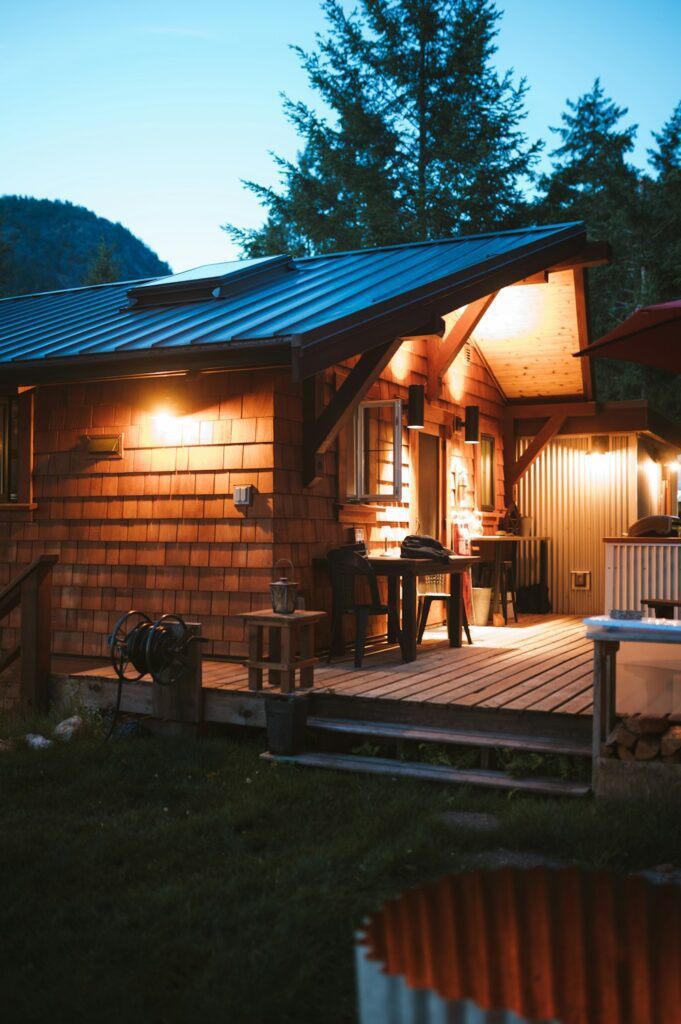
[603,714,681,762]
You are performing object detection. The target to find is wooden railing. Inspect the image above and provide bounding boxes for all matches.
[0,554,58,710]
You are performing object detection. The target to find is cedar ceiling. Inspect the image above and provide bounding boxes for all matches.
[444,269,585,400]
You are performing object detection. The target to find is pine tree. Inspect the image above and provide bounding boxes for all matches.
[226,0,541,256]
[648,101,681,177]
[536,86,681,421]
[83,239,121,285]
[535,79,641,337]
[644,102,681,302]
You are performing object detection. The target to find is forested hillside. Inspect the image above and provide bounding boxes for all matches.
[0,196,171,297]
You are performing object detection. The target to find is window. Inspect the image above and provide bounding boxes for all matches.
[0,396,19,503]
[347,399,402,502]
[479,433,495,511]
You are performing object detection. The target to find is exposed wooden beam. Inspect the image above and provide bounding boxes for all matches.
[504,412,567,505]
[572,267,593,400]
[427,293,497,400]
[547,240,611,272]
[507,401,597,419]
[302,338,403,487]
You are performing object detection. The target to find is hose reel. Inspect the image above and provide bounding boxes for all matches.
[109,610,205,686]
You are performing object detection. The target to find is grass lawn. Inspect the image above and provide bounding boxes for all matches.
[1,710,681,1024]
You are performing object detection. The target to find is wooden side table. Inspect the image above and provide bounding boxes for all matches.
[238,610,326,693]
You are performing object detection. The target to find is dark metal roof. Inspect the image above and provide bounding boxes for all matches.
[0,222,587,383]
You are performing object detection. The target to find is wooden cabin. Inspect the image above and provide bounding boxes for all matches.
[1,221,679,667]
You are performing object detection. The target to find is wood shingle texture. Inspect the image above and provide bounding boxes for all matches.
[0,371,280,658]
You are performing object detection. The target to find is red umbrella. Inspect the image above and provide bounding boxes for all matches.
[575,299,681,371]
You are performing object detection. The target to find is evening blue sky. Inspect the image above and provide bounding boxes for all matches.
[2,1,680,272]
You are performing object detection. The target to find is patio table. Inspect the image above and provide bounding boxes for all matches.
[367,555,477,662]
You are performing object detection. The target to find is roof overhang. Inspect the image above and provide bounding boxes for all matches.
[290,222,591,381]
[0,339,292,388]
[0,223,601,389]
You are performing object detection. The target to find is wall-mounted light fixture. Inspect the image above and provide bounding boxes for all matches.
[407,384,425,429]
[455,405,480,444]
[590,434,611,456]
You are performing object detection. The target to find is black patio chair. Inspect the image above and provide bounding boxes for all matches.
[416,573,473,645]
[327,547,406,668]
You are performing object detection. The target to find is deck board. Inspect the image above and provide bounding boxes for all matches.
[64,614,596,717]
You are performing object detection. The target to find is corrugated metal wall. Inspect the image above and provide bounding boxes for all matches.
[516,436,637,615]
[605,541,681,614]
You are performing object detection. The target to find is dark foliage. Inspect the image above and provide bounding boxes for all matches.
[226,0,540,256]
[0,196,170,297]
[534,83,681,421]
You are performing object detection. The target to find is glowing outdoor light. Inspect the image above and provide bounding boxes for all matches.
[152,406,183,444]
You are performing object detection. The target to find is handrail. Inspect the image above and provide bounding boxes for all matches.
[0,553,58,710]
[0,554,58,620]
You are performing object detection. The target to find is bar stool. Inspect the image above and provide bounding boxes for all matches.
[417,574,473,644]
[500,560,519,624]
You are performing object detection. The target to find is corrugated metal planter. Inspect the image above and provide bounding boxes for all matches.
[356,867,681,1024]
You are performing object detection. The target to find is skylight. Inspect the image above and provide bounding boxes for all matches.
[126,255,291,308]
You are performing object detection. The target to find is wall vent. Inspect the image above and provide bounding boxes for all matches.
[571,570,592,591]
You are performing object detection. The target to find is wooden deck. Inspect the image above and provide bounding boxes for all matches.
[55,614,593,720]
[204,613,594,716]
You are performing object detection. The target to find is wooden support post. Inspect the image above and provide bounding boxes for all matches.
[592,639,619,764]
[151,622,204,736]
[299,625,315,690]
[20,567,52,711]
[573,268,594,400]
[249,625,264,691]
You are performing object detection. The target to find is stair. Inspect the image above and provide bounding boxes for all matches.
[262,714,592,796]
[260,751,591,797]
[306,716,591,758]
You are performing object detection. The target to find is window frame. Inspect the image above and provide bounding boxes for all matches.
[479,432,495,512]
[348,398,403,503]
[0,395,19,503]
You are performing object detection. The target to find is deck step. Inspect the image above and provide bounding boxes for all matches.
[306,716,591,758]
[261,751,591,797]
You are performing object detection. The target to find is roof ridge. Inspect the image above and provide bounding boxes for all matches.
[295,221,585,263]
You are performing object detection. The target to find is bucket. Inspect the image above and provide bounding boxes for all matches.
[471,587,492,626]
[265,694,310,755]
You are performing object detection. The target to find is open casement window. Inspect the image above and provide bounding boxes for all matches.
[346,399,402,502]
[0,396,19,502]
[0,391,34,513]
[478,433,495,512]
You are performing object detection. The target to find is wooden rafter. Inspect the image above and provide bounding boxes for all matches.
[572,267,593,400]
[427,293,497,400]
[546,240,610,272]
[504,411,567,505]
[302,337,403,487]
